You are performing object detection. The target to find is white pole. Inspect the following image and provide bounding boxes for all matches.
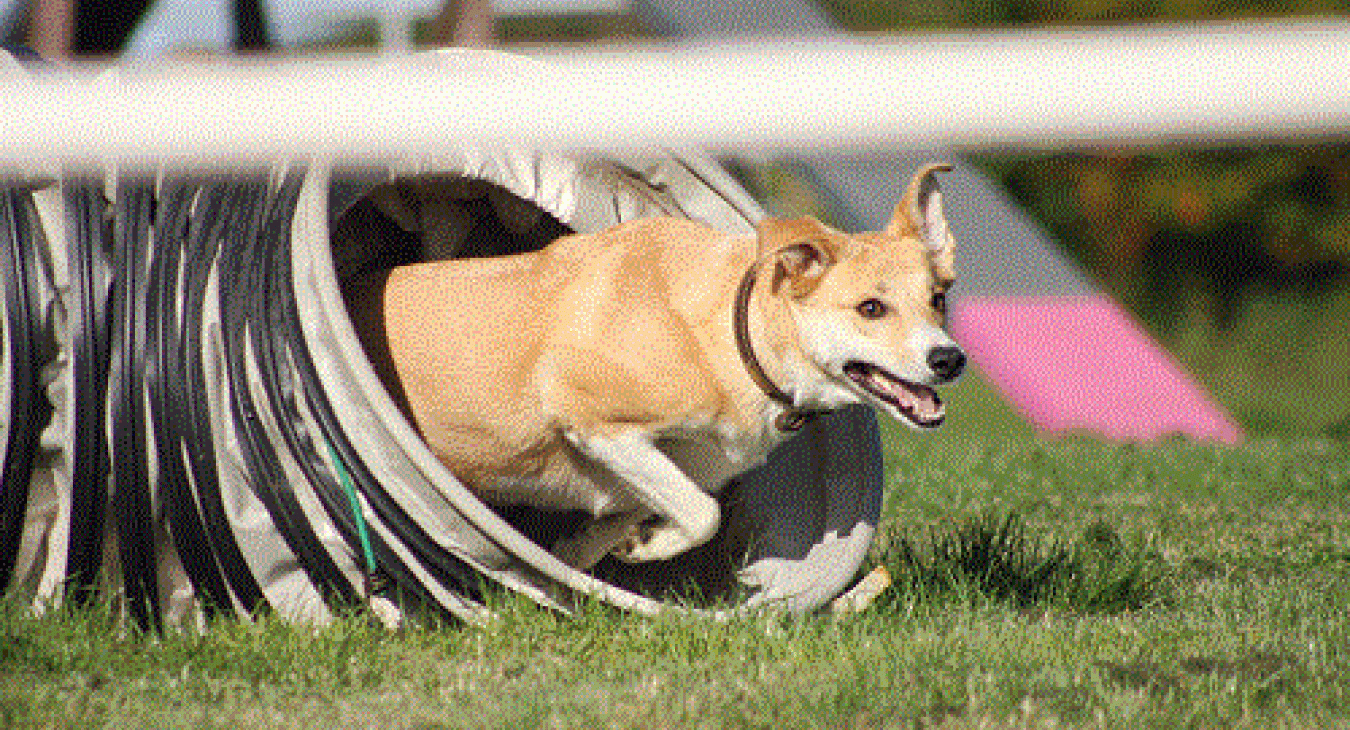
[1,21,1348,167]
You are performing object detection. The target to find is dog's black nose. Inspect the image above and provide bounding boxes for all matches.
[927,346,967,382]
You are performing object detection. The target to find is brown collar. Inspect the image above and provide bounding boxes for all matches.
[732,262,823,432]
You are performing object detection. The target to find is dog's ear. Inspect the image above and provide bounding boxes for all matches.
[756,217,839,298]
[887,163,956,280]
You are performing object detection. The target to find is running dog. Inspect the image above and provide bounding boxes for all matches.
[345,163,966,570]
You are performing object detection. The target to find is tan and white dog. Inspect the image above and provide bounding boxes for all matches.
[345,163,966,570]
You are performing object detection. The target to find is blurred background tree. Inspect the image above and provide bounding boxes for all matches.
[822,0,1347,29]
[817,0,1350,437]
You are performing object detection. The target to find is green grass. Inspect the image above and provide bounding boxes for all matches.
[1147,282,1350,438]
[878,511,1168,615]
[3,429,1349,728]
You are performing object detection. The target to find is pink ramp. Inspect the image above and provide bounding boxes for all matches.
[951,294,1243,444]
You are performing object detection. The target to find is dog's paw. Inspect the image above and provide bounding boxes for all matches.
[611,522,697,563]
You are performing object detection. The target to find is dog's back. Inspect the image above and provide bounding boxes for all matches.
[351,217,749,514]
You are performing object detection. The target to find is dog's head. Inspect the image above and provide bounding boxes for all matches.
[756,163,965,430]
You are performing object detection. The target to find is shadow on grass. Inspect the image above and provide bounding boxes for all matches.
[878,512,1170,614]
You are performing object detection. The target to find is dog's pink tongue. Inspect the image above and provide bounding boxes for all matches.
[888,376,942,419]
[913,385,942,419]
[917,388,942,417]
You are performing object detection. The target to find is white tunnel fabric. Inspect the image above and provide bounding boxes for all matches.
[0,49,883,625]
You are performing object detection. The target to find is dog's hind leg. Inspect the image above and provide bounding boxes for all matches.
[565,430,721,563]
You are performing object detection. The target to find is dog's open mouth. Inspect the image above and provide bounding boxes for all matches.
[843,362,945,429]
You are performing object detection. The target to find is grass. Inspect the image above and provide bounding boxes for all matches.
[3,425,1349,728]
[1146,281,1350,438]
[878,511,1168,614]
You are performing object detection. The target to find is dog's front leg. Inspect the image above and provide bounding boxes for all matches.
[566,430,720,563]
[551,511,649,571]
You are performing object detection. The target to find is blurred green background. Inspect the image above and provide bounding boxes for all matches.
[815,0,1350,440]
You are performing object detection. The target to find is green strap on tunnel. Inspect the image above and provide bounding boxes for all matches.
[327,439,378,581]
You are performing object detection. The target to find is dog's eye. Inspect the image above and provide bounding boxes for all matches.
[856,298,888,319]
[930,292,948,314]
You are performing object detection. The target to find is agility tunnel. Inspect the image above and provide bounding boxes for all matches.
[0,50,887,629]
